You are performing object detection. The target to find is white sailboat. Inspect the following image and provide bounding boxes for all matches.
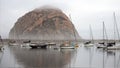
[8,27,19,46]
[21,40,31,48]
[60,41,75,49]
[84,25,94,47]
[60,14,78,49]
[107,12,120,50]
[107,45,120,50]
[97,21,108,48]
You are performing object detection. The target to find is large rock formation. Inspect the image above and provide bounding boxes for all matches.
[9,7,80,40]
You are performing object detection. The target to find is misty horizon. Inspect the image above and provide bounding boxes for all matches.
[0,0,120,40]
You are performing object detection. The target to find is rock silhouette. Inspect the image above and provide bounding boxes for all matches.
[9,7,80,40]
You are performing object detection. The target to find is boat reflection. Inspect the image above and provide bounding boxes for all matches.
[0,44,120,68]
[7,46,76,68]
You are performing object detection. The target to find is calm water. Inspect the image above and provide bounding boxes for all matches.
[0,44,120,68]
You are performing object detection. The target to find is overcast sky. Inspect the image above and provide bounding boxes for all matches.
[0,0,120,39]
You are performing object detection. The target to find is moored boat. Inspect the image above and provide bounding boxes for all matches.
[60,41,77,49]
[97,22,110,48]
[106,12,120,50]
[60,46,75,49]
[84,43,94,47]
[0,45,3,50]
[46,42,56,46]
[107,45,120,50]
[84,25,94,47]
[29,43,47,49]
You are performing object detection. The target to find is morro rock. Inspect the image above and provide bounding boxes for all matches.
[9,7,80,40]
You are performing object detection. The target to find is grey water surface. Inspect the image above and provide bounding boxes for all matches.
[0,44,120,68]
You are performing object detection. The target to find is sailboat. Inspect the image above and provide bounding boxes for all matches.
[60,41,75,49]
[97,21,109,48]
[60,14,78,49]
[21,40,31,48]
[8,27,19,46]
[0,35,3,50]
[107,12,120,50]
[84,25,94,47]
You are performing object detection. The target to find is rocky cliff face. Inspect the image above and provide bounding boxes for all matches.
[9,7,80,40]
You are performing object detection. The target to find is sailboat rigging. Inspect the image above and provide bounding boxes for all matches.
[97,21,109,48]
[60,14,78,49]
[107,12,120,50]
[0,35,3,50]
[113,12,120,42]
[69,14,79,48]
[84,25,94,47]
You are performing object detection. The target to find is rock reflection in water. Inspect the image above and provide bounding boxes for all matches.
[8,46,75,68]
[1,45,120,68]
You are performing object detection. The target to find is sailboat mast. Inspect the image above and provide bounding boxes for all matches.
[113,12,116,41]
[69,14,77,42]
[113,12,120,41]
[0,35,3,45]
[89,25,94,43]
[103,22,108,42]
[103,21,105,42]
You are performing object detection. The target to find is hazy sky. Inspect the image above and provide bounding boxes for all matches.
[0,0,120,39]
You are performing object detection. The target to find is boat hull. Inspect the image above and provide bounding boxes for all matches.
[107,46,120,50]
[29,43,47,49]
[60,46,75,49]
[84,44,94,47]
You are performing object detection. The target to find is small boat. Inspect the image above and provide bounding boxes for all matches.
[21,40,31,48]
[8,43,19,46]
[60,46,75,49]
[0,45,3,50]
[107,45,120,50]
[97,44,107,48]
[23,40,31,43]
[21,43,30,48]
[60,41,76,49]
[46,42,56,46]
[84,43,94,47]
[97,42,114,48]
[8,40,19,46]
[97,42,106,48]
[84,41,91,45]
[29,43,47,49]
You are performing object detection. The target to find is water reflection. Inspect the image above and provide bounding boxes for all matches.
[0,51,3,64]
[0,44,120,68]
[0,45,75,68]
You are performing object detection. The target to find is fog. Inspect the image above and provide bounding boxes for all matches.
[0,0,120,39]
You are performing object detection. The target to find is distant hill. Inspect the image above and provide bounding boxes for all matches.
[9,7,81,40]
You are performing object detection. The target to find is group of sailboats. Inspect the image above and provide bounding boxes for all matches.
[107,12,120,50]
[97,12,120,50]
[83,12,120,50]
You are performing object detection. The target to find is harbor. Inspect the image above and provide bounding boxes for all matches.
[0,41,120,68]
[1,0,120,68]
